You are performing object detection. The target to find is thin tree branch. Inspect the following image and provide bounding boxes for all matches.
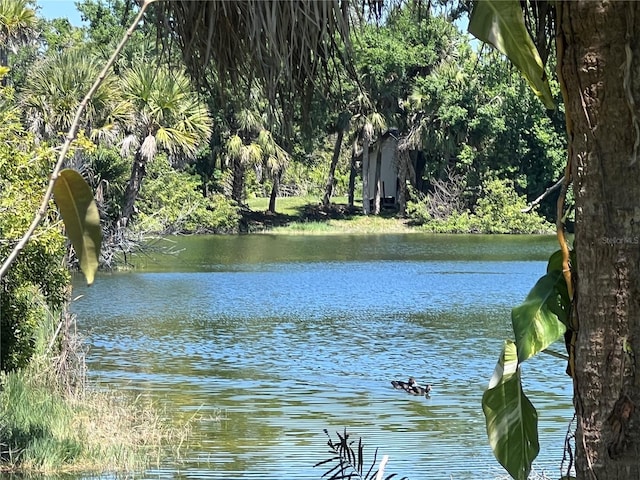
[0,0,155,281]
[520,176,564,213]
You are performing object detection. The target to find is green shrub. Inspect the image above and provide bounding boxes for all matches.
[473,178,552,234]
[0,86,70,372]
[419,210,478,233]
[406,178,552,234]
[136,158,240,234]
[85,147,131,226]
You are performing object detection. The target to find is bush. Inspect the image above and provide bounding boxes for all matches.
[419,210,478,233]
[84,147,131,227]
[406,177,552,234]
[136,158,241,234]
[0,87,70,372]
[473,178,552,234]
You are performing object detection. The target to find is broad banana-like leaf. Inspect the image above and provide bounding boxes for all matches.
[547,248,577,275]
[468,0,555,110]
[53,169,102,285]
[544,249,574,328]
[546,249,564,273]
[483,341,539,480]
[512,270,567,362]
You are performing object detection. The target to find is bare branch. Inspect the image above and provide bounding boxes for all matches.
[521,177,564,213]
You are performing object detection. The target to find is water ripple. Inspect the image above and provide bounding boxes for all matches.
[71,235,572,479]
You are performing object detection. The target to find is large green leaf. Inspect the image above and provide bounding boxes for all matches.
[546,249,564,273]
[512,271,567,362]
[468,0,555,110]
[544,249,574,329]
[53,169,102,285]
[546,248,576,275]
[483,341,539,480]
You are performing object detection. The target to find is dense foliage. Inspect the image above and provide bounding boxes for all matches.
[406,177,552,234]
[136,157,240,234]
[3,1,565,238]
[0,84,69,371]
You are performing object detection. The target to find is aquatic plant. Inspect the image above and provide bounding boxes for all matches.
[315,428,408,480]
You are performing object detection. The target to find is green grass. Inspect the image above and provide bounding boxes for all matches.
[272,215,412,234]
[245,195,413,234]
[245,195,324,216]
[0,305,189,475]
[0,368,182,474]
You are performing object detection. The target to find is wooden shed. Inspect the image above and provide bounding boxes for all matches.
[362,130,399,214]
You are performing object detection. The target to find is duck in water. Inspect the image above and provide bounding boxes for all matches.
[391,377,431,397]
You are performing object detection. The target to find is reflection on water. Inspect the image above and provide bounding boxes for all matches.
[70,234,573,479]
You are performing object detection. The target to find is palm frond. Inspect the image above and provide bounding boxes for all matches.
[225,134,243,158]
[154,1,370,104]
[243,142,262,166]
[119,133,139,158]
[120,64,212,161]
[140,133,157,161]
[21,48,120,140]
[0,0,37,53]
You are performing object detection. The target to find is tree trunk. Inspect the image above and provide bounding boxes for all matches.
[362,134,371,215]
[323,129,344,206]
[268,172,280,214]
[373,140,382,215]
[348,142,357,207]
[397,147,409,216]
[120,150,147,226]
[560,3,640,477]
[231,157,244,204]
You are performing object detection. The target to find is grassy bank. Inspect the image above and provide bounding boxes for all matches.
[244,194,553,235]
[245,196,414,234]
[0,306,186,475]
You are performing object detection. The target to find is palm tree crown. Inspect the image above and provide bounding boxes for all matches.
[118,64,212,224]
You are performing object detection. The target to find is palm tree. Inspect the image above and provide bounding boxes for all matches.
[351,110,386,215]
[257,129,290,213]
[223,133,263,204]
[218,84,290,210]
[0,0,36,72]
[322,111,351,207]
[118,64,212,225]
[22,48,124,142]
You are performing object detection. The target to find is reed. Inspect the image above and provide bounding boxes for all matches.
[0,302,188,475]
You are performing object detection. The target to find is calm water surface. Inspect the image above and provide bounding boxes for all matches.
[71,234,574,479]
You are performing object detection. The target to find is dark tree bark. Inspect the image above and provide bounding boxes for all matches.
[268,171,281,214]
[362,134,371,215]
[231,157,244,204]
[120,150,147,226]
[348,144,357,207]
[560,2,640,477]
[322,129,345,206]
[397,147,410,216]
[372,141,382,215]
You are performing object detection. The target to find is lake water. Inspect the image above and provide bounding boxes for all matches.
[70,234,574,479]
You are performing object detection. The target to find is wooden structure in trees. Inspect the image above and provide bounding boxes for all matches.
[362,130,399,214]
